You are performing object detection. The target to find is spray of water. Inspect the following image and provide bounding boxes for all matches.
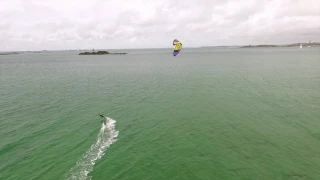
[66,117,119,180]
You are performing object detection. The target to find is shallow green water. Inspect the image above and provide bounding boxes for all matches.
[1,47,320,180]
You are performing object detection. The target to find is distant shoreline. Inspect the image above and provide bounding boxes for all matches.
[240,42,320,48]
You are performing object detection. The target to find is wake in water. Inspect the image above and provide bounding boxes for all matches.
[66,117,119,180]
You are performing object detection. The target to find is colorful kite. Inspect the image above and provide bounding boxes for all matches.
[173,39,182,56]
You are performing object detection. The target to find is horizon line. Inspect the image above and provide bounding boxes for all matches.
[1,41,319,52]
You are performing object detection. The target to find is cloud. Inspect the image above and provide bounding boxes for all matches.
[0,0,319,51]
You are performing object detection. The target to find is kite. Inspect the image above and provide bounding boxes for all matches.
[173,39,182,56]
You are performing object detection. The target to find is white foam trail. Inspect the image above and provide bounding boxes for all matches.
[66,117,119,180]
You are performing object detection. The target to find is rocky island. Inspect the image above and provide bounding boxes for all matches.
[79,50,126,55]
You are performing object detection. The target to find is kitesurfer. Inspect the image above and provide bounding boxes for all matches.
[99,114,107,124]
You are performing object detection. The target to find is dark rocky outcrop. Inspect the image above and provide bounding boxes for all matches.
[79,51,126,55]
[0,52,19,55]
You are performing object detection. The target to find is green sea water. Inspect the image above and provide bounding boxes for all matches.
[1,47,320,180]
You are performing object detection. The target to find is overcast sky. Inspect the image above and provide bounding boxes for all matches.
[1,0,319,51]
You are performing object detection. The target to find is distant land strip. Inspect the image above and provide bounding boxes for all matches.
[241,42,320,48]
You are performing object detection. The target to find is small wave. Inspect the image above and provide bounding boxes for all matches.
[66,117,119,180]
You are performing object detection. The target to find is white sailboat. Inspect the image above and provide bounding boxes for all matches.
[300,44,302,48]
